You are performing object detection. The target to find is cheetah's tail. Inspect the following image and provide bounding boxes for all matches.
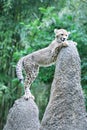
[16,57,24,84]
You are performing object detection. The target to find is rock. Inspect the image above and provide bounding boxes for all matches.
[3,97,40,130]
[40,41,87,130]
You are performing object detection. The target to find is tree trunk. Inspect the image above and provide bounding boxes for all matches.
[40,41,87,130]
[3,97,40,130]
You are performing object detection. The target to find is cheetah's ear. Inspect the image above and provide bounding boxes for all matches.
[54,29,58,34]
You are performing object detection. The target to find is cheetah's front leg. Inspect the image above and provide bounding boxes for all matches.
[53,41,69,56]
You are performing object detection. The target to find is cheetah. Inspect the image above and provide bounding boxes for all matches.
[16,29,70,100]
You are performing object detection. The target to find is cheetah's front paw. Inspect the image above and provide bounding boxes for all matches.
[62,41,69,47]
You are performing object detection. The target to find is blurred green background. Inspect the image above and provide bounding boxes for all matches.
[0,0,87,129]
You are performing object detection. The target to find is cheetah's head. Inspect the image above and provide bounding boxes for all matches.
[54,29,70,43]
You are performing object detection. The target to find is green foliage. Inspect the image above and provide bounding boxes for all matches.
[0,0,87,129]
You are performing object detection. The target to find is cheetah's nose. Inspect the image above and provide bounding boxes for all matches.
[62,38,65,41]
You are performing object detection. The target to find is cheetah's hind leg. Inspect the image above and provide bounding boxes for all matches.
[24,87,35,100]
[23,63,39,100]
[23,75,35,100]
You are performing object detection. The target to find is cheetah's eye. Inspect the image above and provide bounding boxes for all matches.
[61,34,63,36]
